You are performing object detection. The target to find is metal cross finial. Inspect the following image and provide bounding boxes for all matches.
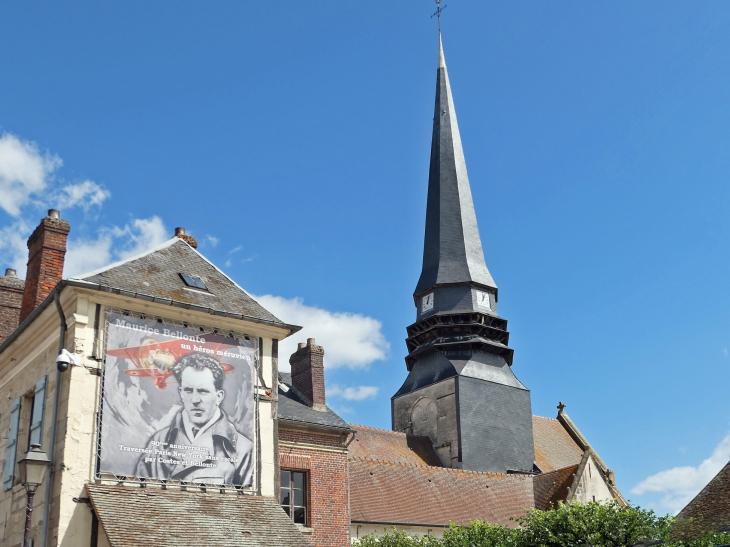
[431,0,447,33]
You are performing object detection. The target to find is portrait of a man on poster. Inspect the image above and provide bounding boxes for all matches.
[135,352,254,485]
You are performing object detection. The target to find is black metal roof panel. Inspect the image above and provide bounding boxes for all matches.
[70,238,285,326]
[415,36,497,296]
[278,373,353,431]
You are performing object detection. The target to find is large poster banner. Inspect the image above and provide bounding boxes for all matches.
[99,313,256,488]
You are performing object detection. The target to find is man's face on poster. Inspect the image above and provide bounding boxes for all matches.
[178,367,225,427]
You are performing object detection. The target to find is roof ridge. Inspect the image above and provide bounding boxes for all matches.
[348,424,431,440]
[533,415,560,422]
[349,456,527,480]
[348,456,434,469]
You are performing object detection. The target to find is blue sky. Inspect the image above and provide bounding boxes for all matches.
[2,1,730,514]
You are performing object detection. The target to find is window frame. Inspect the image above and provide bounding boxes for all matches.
[179,273,208,291]
[280,469,308,526]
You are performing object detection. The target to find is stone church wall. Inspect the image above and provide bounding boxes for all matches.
[391,378,458,468]
[572,454,614,503]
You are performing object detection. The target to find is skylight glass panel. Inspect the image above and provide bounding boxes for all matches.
[179,274,208,290]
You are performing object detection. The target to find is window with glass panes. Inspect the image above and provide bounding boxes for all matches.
[280,470,307,525]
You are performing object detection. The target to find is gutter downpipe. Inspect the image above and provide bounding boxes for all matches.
[42,289,66,547]
[345,430,356,545]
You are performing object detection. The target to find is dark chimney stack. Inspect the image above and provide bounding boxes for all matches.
[0,268,25,344]
[19,210,70,324]
[174,227,198,249]
[290,338,326,410]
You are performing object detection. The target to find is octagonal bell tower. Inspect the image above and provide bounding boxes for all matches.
[391,35,535,474]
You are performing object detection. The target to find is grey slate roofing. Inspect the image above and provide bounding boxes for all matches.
[415,35,497,296]
[278,372,353,431]
[86,484,311,546]
[70,238,295,329]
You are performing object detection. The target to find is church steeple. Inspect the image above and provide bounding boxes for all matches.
[392,35,535,476]
[416,36,496,297]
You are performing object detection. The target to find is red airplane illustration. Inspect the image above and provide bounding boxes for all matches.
[106,338,236,390]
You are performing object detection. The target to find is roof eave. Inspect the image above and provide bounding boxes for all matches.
[65,279,302,337]
[0,278,302,358]
[0,281,66,358]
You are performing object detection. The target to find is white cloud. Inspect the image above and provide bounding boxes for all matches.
[328,385,379,401]
[332,405,355,415]
[54,180,110,212]
[0,219,32,273]
[0,132,62,216]
[206,236,219,247]
[254,295,390,371]
[64,235,114,278]
[64,216,169,278]
[631,431,730,514]
[112,216,169,260]
[0,132,168,280]
[229,245,242,254]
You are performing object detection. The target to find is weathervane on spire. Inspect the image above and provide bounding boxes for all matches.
[431,0,447,33]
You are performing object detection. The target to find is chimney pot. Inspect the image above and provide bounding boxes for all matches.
[47,209,60,219]
[307,338,315,346]
[174,227,198,249]
[4,269,16,278]
[298,342,306,350]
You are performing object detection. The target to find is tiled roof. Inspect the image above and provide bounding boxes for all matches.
[348,425,442,467]
[86,484,311,546]
[71,238,290,328]
[532,416,583,473]
[677,460,730,535]
[349,458,534,527]
[278,373,353,431]
[533,465,578,511]
[347,419,623,527]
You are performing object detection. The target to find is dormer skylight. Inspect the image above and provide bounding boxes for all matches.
[179,274,208,291]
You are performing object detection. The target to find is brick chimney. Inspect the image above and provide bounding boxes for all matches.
[290,338,326,411]
[19,210,70,324]
[0,269,25,344]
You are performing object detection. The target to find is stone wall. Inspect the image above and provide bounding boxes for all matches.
[0,315,64,547]
[572,454,614,503]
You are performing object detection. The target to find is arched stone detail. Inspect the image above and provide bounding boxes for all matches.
[411,397,438,443]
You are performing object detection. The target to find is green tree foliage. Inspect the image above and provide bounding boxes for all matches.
[515,500,672,547]
[355,501,730,547]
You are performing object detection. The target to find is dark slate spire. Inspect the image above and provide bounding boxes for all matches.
[415,36,496,297]
[393,35,535,475]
